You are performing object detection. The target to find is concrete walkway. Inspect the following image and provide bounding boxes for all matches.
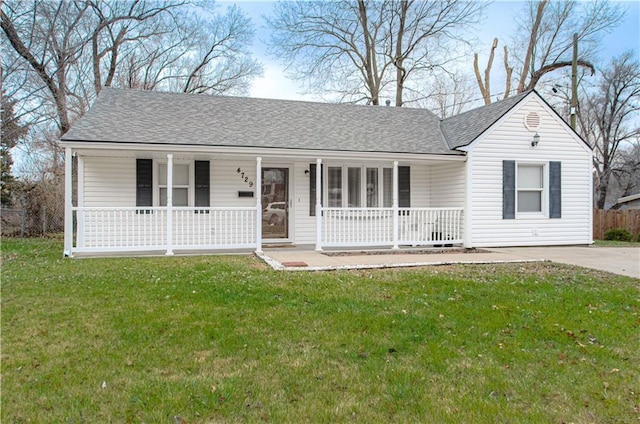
[258,248,543,272]
[490,246,640,278]
[258,246,640,278]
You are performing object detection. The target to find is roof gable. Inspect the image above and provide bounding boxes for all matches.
[440,91,531,149]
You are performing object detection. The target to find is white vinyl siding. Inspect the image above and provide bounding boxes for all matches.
[429,163,465,207]
[83,157,136,207]
[293,161,315,245]
[210,160,256,208]
[468,96,592,247]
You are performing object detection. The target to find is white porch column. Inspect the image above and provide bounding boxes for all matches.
[166,153,174,256]
[392,160,399,250]
[77,155,85,249]
[63,147,73,257]
[255,157,263,253]
[315,158,323,251]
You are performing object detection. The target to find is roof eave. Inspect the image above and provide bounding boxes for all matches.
[59,140,467,161]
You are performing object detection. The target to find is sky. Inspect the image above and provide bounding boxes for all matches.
[220,0,640,103]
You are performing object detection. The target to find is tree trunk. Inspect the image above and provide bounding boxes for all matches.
[473,38,498,105]
[517,0,547,93]
[394,0,409,107]
[358,0,379,105]
[503,46,513,99]
[597,174,609,209]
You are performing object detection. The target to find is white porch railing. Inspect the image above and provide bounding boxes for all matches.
[398,208,463,245]
[320,207,463,248]
[73,206,256,253]
[322,208,394,247]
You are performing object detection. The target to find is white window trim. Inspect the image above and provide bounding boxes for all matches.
[516,161,548,218]
[323,164,393,208]
[154,161,194,207]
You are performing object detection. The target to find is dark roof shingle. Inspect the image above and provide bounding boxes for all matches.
[62,88,457,155]
[441,91,531,149]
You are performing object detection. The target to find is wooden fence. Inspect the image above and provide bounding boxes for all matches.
[593,209,640,240]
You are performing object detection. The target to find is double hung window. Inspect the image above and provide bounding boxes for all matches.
[159,163,189,207]
[135,159,210,208]
[503,160,561,219]
[517,164,544,213]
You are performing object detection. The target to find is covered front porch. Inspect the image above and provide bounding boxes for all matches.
[64,149,466,256]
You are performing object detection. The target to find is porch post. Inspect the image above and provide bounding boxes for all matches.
[392,160,399,250]
[77,155,84,248]
[315,158,323,251]
[166,153,174,256]
[255,157,262,253]
[63,147,73,257]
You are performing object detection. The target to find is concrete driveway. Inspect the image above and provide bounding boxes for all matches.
[489,246,640,278]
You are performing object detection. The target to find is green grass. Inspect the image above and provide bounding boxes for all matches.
[594,239,640,247]
[2,238,639,423]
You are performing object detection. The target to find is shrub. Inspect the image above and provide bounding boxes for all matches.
[636,233,640,243]
[604,228,632,242]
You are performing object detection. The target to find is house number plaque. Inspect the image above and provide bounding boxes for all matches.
[236,167,254,187]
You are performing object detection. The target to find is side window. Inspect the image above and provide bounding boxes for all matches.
[159,164,189,206]
[504,161,560,219]
[517,164,543,213]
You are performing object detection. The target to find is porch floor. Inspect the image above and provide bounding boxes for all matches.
[258,246,544,271]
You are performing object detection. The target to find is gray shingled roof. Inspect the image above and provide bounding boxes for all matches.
[62,88,458,155]
[440,91,531,149]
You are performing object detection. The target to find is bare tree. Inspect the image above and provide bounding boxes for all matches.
[387,0,483,107]
[609,139,640,208]
[512,0,623,93]
[88,0,184,95]
[418,71,475,118]
[267,1,387,104]
[2,0,261,180]
[267,0,483,105]
[578,53,640,209]
[1,1,92,136]
[472,0,623,104]
[1,92,30,206]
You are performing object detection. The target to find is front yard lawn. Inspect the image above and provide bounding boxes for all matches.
[2,238,639,422]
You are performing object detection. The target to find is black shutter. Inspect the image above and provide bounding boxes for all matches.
[136,159,153,207]
[549,161,561,218]
[309,163,323,216]
[503,160,515,219]
[195,160,210,207]
[398,166,411,207]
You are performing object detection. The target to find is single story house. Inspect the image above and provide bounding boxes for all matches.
[60,88,593,256]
